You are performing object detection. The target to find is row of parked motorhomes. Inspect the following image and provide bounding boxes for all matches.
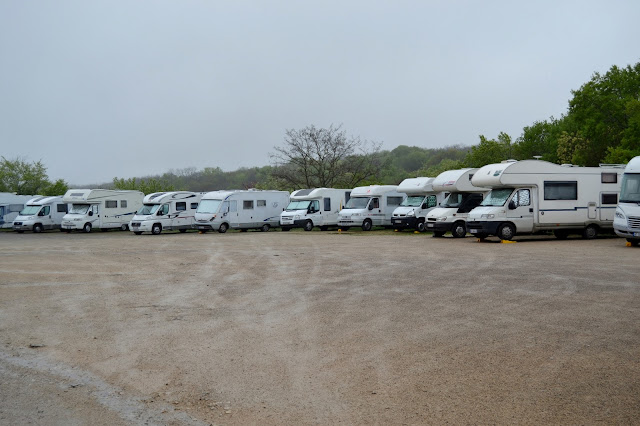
[2,158,640,244]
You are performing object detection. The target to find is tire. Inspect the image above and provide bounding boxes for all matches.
[497,223,515,241]
[361,220,372,231]
[281,227,291,232]
[626,238,640,247]
[416,219,425,232]
[303,220,313,232]
[554,230,569,240]
[33,224,43,233]
[582,225,598,240]
[83,223,92,233]
[432,231,445,238]
[451,221,466,238]
[121,224,129,231]
[151,224,162,235]
[261,224,270,232]
[134,231,142,235]
[218,223,229,233]
[179,229,187,233]
[339,227,350,231]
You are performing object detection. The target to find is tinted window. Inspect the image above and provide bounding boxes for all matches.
[544,181,577,200]
[243,200,253,209]
[602,193,618,204]
[121,200,128,208]
[257,200,266,207]
[56,204,68,213]
[387,196,403,206]
[191,202,198,209]
[601,173,617,183]
[324,198,331,211]
[105,200,117,208]
[176,202,187,211]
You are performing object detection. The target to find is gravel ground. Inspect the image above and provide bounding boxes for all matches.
[0,229,639,425]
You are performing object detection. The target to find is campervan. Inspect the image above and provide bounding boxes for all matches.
[61,189,144,232]
[337,185,405,231]
[280,188,352,231]
[195,190,290,233]
[0,193,37,228]
[391,177,445,232]
[466,160,623,241]
[613,156,640,246]
[129,191,203,235]
[13,196,69,233]
[425,169,489,237]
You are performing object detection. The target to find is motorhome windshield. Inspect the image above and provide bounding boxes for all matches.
[343,197,370,209]
[137,204,160,215]
[441,193,464,208]
[620,173,640,203]
[400,196,425,207]
[481,188,514,207]
[197,199,222,214]
[286,200,311,211]
[69,204,90,214]
[19,205,41,215]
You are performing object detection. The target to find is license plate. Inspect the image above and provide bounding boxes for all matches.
[634,232,640,237]
[427,223,434,228]
[469,229,477,233]
[393,219,401,223]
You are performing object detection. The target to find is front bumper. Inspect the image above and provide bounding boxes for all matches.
[466,221,501,235]
[392,217,418,229]
[425,221,452,233]
[613,223,640,239]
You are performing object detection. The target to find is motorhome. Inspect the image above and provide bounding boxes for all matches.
[391,177,446,232]
[337,185,405,231]
[0,193,37,228]
[425,168,489,237]
[195,190,290,233]
[13,196,69,233]
[129,191,203,235]
[466,159,623,241]
[60,189,144,233]
[280,188,352,231]
[613,156,640,246]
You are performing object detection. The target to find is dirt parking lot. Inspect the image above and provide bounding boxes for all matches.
[0,229,639,425]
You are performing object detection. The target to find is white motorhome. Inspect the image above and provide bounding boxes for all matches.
[129,191,203,235]
[61,189,144,233]
[337,185,405,231]
[13,196,69,233]
[195,190,290,233]
[613,156,640,246]
[425,168,489,237]
[0,193,37,228]
[391,177,446,232]
[280,188,352,231]
[466,160,623,241]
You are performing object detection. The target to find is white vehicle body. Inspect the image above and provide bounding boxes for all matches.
[613,156,640,245]
[61,189,144,233]
[0,193,37,228]
[195,190,290,233]
[337,185,405,231]
[130,191,203,235]
[466,160,623,241]
[425,168,489,237]
[13,196,69,233]
[280,188,352,231]
[391,177,446,232]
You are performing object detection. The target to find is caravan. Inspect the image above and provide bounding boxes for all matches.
[466,160,623,241]
[337,185,405,231]
[195,190,290,233]
[613,156,640,246]
[13,196,69,233]
[129,191,203,235]
[425,169,489,237]
[391,177,445,232]
[0,193,37,228]
[61,189,144,232]
[280,188,352,231]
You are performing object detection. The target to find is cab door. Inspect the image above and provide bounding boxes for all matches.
[308,199,322,225]
[506,188,535,232]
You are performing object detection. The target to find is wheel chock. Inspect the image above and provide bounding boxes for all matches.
[414,231,420,234]
[627,242,632,247]
[501,240,517,243]
[338,229,342,233]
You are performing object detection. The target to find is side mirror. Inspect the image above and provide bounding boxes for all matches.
[421,203,427,209]
[367,204,374,211]
[508,200,516,210]
[157,210,163,216]
[38,210,45,217]
[88,211,94,217]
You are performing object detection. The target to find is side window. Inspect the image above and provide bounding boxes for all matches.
[175,202,187,211]
[191,202,198,209]
[387,196,404,206]
[121,200,128,208]
[324,197,331,211]
[515,189,530,206]
[91,205,99,215]
[41,205,50,215]
[371,198,380,209]
[310,200,320,212]
[243,200,253,210]
[257,200,266,207]
[228,200,237,212]
[56,204,68,213]
[105,200,117,208]
[544,181,577,200]
[426,195,437,208]
[602,193,618,204]
[161,204,169,215]
[601,173,617,183]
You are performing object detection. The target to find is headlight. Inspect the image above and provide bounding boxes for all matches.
[481,214,495,219]
[406,210,415,217]
[351,213,361,217]
[437,216,448,221]
[615,209,625,220]
[294,215,301,220]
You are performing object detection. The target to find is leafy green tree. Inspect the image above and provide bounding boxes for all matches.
[0,157,68,195]
[417,158,466,177]
[514,119,562,162]
[112,177,175,194]
[464,133,513,167]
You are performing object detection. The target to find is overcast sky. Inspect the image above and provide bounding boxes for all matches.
[1,1,639,185]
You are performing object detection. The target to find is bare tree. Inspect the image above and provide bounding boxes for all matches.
[270,124,383,189]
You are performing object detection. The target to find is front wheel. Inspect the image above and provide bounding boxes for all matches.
[497,223,515,241]
[361,220,372,231]
[33,224,43,233]
[416,220,425,232]
[261,224,270,232]
[451,221,466,238]
[303,220,313,232]
[218,223,228,233]
[582,225,598,240]
[83,223,92,233]
[121,224,129,231]
[151,224,162,235]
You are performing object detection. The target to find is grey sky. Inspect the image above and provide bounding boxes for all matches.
[1,1,639,185]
